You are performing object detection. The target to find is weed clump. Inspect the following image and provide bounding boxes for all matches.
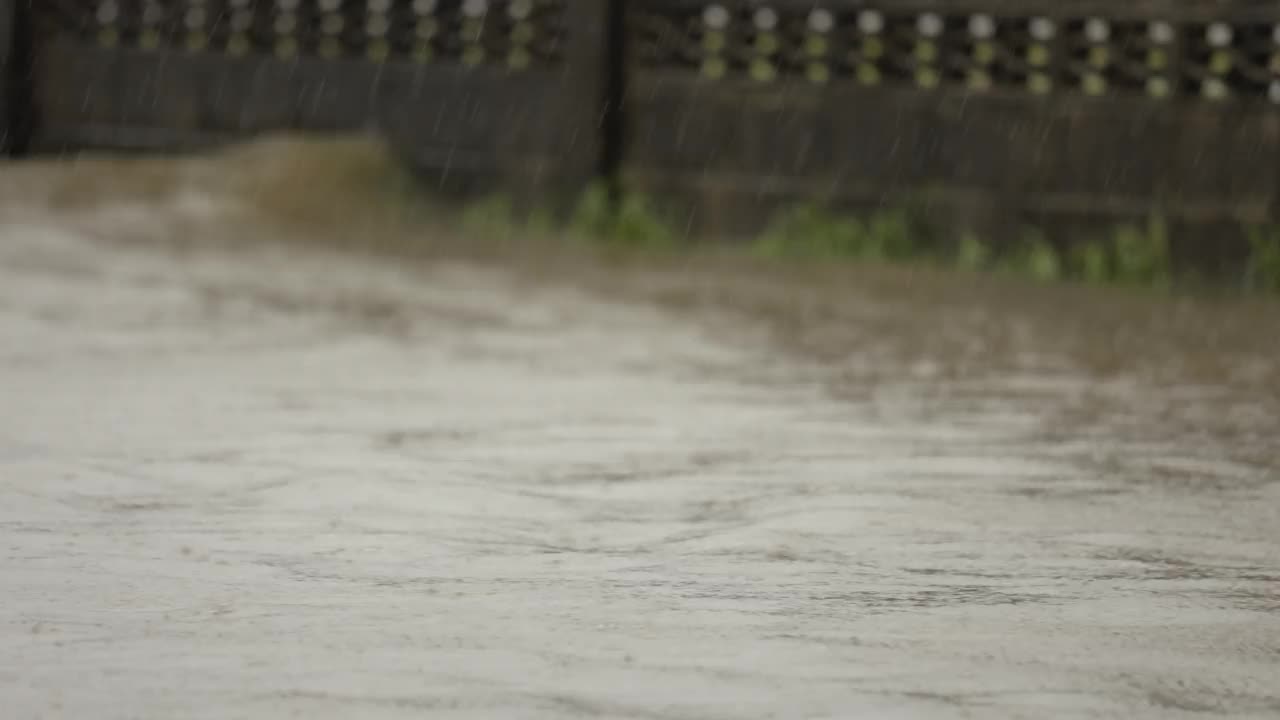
[1246,226,1280,292]
[1111,215,1171,288]
[1001,228,1062,282]
[570,183,678,250]
[753,203,917,261]
[457,184,1274,297]
[460,194,519,242]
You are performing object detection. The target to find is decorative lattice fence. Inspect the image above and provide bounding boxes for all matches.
[5,1,1280,241]
[621,1,1280,238]
[21,0,607,193]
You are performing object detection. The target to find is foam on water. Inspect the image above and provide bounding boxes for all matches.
[1,142,1277,719]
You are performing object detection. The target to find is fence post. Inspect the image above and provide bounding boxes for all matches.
[0,0,14,155]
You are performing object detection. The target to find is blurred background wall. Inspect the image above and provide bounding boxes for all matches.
[4,1,1279,256]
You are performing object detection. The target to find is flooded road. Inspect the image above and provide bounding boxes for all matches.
[2,141,1278,719]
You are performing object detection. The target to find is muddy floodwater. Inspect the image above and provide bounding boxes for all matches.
[1,141,1278,719]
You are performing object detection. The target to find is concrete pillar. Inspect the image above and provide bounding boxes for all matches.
[0,0,22,155]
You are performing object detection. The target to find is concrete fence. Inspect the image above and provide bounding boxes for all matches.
[4,1,1280,237]
[8,0,608,198]
[620,1,1280,240]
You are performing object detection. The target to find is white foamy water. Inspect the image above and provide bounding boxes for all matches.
[1,153,1277,719]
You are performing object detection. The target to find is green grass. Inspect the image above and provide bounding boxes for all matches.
[454,181,680,253]
[440,169,1276,298]
[568,181,680,249]
[752,203,917,262]
[215,134,1265,297]
[954,232,991,272]
[1246,225,1280,293]
[459,193,519,242]
[1000,227,1062,282]
[76,132,1265,298]
[1068,240,1111,284]
[1110,214,1171,288]
[51,133,1269,297]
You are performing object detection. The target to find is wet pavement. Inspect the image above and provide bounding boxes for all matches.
[1,142,1278,719]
